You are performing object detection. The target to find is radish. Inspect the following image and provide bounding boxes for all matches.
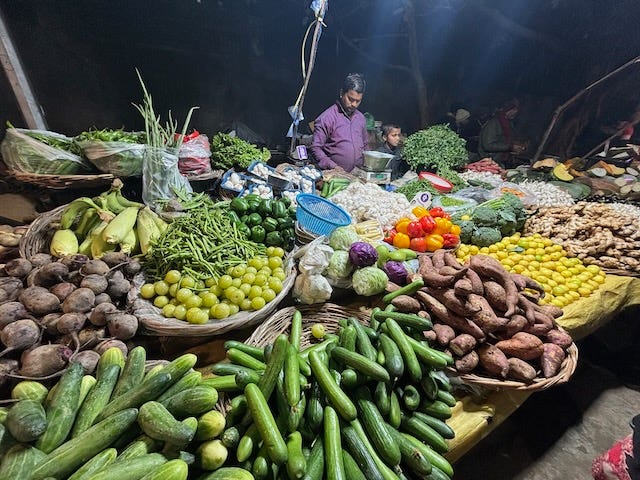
[0,319,41,357]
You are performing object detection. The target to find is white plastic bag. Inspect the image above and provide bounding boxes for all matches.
[293,274,332,305]
[142,146,193,210]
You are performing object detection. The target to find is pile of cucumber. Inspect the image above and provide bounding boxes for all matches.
[0,346,242,480]
[206,307,457,480]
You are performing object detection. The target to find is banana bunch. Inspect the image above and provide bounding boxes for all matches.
[50,179,168,259]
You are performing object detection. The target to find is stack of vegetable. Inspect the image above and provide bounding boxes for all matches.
[206,307,456,479]
[0,252,142,386]
[387,249,575,383]
[454,193,527,247]
[228,195,296,252]
[463,158,504,176]
[0,346,245,479]
[75,128,146,177]
[320,177,351,198]
[51,180,167,259]
[210,133,271,171]
[0,224,28,263]
[384,206,461,253]
[456,233,606,308]
[524,202,640,272]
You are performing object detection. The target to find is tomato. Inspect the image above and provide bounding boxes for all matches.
[419,215,436,234]
[442,233,460,249]
[410,236,427,253]
[392,232,411,249]
[433,217,452,235]
[449,224,461,236]
[424,234,444,252]
[406,221,424,238]
[429,207,447,218]
[395,218,411,235]
[383,228,397,245]
[412,206,429,218]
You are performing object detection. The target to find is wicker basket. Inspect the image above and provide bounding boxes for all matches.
[7,170,115,190]
[19,205,66,258]
[449,340,579,392]
[131,258,298,337]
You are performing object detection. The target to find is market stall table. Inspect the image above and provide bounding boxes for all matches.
[443,274,640,463]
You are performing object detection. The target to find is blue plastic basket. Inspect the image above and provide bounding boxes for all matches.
[296,193,351,236]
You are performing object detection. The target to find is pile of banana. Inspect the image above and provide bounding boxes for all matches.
[50,179,168,259]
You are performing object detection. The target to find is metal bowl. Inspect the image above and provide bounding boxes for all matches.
[363,150,394,170]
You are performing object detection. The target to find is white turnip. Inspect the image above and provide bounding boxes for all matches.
[19,286,61,316]
[0,319,40,357]
[106,312,138,340]
[0,301,29,329]
[62,288,95,313]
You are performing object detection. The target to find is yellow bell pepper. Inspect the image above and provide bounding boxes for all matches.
[395,218,412,235]
[411,206,429,218]
[392,232,411,249]
[425,234,444,252]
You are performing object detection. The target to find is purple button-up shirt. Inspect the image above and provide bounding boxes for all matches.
[310,102,368,173]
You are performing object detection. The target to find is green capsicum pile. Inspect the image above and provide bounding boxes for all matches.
[229,194,297,251]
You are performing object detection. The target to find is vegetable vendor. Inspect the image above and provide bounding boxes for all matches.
[377,123,409,180]
[478,98,526,168]
[310,73,369,172]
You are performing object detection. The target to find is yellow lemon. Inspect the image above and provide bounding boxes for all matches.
[561,269,574,278]
[568,291,581,300]
[480,247,490,254]
[586,264,601,274]
[577,286,593,296]
[551,298,565,308]
[502,258,515,268]
[593,274,606,284]
[546,279,558,288]
[488,245,498,253]
[512,264,526,274]
[469,245,479,255]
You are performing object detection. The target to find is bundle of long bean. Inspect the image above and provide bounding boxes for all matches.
[144,199,266,280]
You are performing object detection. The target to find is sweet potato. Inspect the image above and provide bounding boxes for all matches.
[477,344,509,378]
[469,255,518,316]
[495,332,544,361]
[415,291,485,340]
[391,294,422,313]
[423,329,437,343]
[534,303,564,319]
[467,294,505,333]
[453,278,474,297]
[464,269,484,295]
[438,265,469,280]
[385,282,401,293]
[418,255,457,288]
[501,314,528,338]
[429,288,477,317]
[546,329,573,349]
[482,280,507,313]
[449,334,477,357]
[454,350,479,373]
[431,249,446,269]
[443,251,465,270]
[511,273,545,295]
[432,324,456,347]
[517,295,538,324]
[507,357,537,383]
[523,322,553,336]
[541,343,566,378]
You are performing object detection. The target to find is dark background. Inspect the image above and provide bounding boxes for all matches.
[1,0,640,156]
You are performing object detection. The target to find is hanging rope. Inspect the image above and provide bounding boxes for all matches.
[288,0,328,154]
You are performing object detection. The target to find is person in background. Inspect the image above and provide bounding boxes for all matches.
[478,98,525,168]
[310,73,369,172]
[377,123,408,180]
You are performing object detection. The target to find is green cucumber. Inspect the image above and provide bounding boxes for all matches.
[67,448,117,480]
[309,351,357,422]
[420,373,439,401]
[212,363,261,377]
[72,364,121,438]
[162,386,219,418]
[349,419,399,480]
[290,310,303,351]
[83,452,166,480]
[330,347,390,382]
[200,375,240,393]
[302,437,324,480]
[348,317,377,361]
[223,341,265,361]
[388,391,401,429]
[286,431,306,480]
[137,402,196,444]
[156,371,203,404]
[323,406,346,480]
[339,325,357,351]
[257,334,289,402]
[436,389,457,408]
[374,382,391,416]
[381,278,425,304]
[406,336,452,368]
[341,426,384,480]
[5,399,47,443]
[227,348,267,371]
[419,400,452,420]
[36,361,84,453]
[117,435,162,461]
[112,345,146,399]
[236,424,260,463]
[400,414,449,454]
[342,450,367,480]
[356,388,401,467]
[412,412,455,440]
[198,467,256,480]
[284,344,301,407]
[245,383,288,465]
[372,309,433,332]
[402,433,453,478]
[305,383,324,433]
[251,444,270,480]
[139,459,188,480]
[385,319,422,382]
[378,333,404,379]
[386,426,432,477]
[403,385,421,411]
[30,408,138,480]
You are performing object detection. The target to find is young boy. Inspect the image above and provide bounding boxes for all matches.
[378,123,408,180]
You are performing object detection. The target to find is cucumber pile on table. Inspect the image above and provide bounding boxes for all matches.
[207,307,456,480]
[0,346,240,480]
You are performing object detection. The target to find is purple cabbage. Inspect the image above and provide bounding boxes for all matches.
[382,261,408,285]
[348,242,378,267]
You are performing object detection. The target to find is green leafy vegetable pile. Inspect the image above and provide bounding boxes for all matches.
[75,128,146,144]
[394,178,438,201]
[210,132,270,170]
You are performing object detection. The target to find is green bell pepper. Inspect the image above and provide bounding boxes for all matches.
[262,217,279,233]
[230,197,249,215]
[246,213,263,227]
[271,201,287,219]
[265,231,283,247]
[251,225,266,243]
[236,223,251,239]
[258,199,273,217]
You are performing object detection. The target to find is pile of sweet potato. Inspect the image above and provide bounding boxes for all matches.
[389,249,573,383]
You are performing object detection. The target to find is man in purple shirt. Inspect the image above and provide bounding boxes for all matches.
[310,73,369,172]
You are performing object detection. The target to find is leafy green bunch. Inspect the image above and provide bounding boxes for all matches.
[210,132,271,170]
[402,125,467,172]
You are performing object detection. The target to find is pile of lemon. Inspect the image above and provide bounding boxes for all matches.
[456,233,606,308]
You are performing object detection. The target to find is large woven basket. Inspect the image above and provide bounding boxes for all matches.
[19,205,66,258]
[7,170,115,190]
[130,257,297,337]
[450,338,578,392]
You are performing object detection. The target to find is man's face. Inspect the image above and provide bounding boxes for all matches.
[339,89,363,115]
[505,108,519,120]
[385,128,402,148]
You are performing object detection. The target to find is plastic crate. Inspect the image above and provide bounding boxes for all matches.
[296,193,351,236]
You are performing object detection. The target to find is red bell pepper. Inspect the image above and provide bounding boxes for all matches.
[406,221,424,238]
[410,236,427,253]
[419,215,436,234]
[442,233,460,249]
[384,228,397,245]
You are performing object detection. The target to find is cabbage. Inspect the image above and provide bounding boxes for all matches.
[352,266,388,296]
[325,250,353,280]
[348,242,378,267]
[382,261,408,285]
[328,226,359,251]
